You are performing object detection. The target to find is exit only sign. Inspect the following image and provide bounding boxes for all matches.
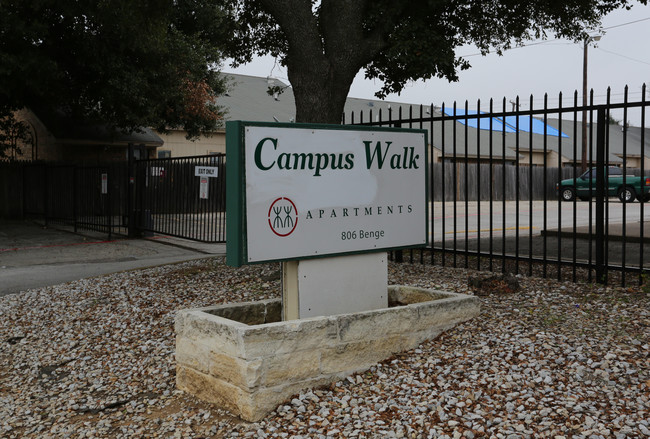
[195,166,219,177]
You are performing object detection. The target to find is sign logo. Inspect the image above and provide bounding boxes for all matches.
[268,197,298,237]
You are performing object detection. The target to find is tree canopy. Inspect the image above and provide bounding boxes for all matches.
[224,0,647,123]
[0,0,232,138]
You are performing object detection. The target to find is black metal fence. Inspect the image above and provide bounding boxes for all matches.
[19,162,129,237]
[346,86,649,286]
[134,155,226,242]
[2,154,227,243]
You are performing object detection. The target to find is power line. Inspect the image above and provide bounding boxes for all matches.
[595,47,650,66]
[601,16,650,30]
[458,39,559,58]
[458,16,650,58]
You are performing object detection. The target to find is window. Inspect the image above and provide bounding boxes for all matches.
[158,150,171,159]
[583,166,622,179]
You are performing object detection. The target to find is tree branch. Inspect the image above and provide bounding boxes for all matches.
[257,0,324,63]
[320,0,391,73]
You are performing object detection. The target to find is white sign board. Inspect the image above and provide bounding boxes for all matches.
[101,173,108,194]
[195,166,219,177]
[199,177,209,199]
[228,123,428,265]
[151,167,165,177]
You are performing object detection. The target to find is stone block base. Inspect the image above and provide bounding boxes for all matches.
[175,286,479,421]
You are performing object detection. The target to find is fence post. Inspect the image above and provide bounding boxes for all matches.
[107,167,112,240]
[127,143,137,238]
[43,164,49,227]
[73,166,78,233]
[392,121,404,264]
[595,106,606,284]
[20,162,26,219]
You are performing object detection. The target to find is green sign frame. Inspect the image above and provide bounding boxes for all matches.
[226,120,429,267]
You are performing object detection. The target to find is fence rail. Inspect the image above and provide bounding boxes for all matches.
[4,161,129,237]
[1,154,227,243]
[346,86,649,287]
[134,155,227,242]
[3,87,649,286]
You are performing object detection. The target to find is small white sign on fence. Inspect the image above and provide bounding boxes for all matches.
[199,177,209,199]
[101,173,108,194]
[151,167,165,177]
[195,166,219,177]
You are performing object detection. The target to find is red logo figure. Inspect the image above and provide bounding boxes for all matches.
[268,197,298,237]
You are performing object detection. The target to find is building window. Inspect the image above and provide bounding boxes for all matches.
[158,150,171,159]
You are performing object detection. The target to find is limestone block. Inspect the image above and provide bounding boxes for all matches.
[261,350,320,387]
[176,310,244,357]
[206,299,280,325]
[208,352,263,389]
[335,305,419,343]
[175,337,213,375]
[320,335,415,375]
[175,287,481,422]
[412,296,480,331]
[177,365,248,418]
[208,300,267,325]
[388,285,448,305]
[240,317,339,359]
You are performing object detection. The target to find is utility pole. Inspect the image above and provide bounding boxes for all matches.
[581,34,601,172]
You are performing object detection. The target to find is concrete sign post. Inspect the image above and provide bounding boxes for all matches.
[226,121,428,319]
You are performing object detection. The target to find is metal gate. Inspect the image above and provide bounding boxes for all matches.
[9,154,227,243]
[21,162,129,238]
[133,154,226,242]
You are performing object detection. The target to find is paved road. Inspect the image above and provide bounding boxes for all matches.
[429,200,650,269]
[3,200,648,296]
[0,220,225,297]
[431,200,650,241]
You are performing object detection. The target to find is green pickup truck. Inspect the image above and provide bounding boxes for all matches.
[557,166,650,203]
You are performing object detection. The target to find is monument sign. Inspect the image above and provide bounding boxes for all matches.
[226,121,428,267]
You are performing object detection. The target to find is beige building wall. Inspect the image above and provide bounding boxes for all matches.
[13,109,57,161]
[618,155,650,170]
[517,150,560,167]
[431,146,442,163]
[155,129,226,158]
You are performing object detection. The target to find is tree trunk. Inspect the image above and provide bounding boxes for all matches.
[287,62,355,124]
[257,0,385,125]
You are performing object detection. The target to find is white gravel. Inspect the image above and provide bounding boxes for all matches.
[1,257,648,438]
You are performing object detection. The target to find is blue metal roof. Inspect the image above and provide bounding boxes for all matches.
[442,108,568,138]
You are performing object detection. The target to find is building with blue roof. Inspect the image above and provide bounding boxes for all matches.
[158,73,650,171]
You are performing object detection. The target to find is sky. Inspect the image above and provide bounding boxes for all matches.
[222,5,650,126]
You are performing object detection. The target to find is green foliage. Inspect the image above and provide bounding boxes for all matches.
[606,114,623,125]
[221,0,647,122]
[266,85,287,98]
[0,0,232,138]
[641,274,650,294]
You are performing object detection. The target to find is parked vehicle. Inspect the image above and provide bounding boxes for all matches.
[557,166,650,203]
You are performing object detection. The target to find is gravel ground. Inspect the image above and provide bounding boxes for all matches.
[1,257,648,439]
